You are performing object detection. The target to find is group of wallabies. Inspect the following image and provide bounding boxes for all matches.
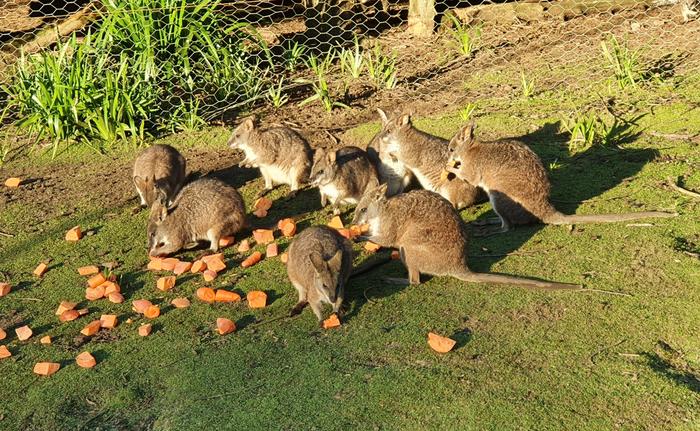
[132,109,676,322]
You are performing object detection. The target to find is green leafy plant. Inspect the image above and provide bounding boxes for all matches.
[458,103,477,121]
[266,78,290,109]
[299,76,348,113]
[339,37,365,80]
[447,15,482,57]
[548,159,562,171]
[365,44,397,90]
[284,42,307,72]
[562,113,599,154]
[520,71,535,98]
[562,112,641,155]
[168,99,206,133]
[601,35,644,89]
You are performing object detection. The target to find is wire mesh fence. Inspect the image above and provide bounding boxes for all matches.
[0,0,699,157]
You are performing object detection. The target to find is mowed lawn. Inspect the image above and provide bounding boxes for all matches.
[0,80,699,430]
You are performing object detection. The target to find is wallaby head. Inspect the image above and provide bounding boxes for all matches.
[147,189,179,257]
[310,148,338,187]
[309,249,344,304]
[352,183,388,226]
[227,116,258,149]
[376,108,411,154]
[446,121,477,172]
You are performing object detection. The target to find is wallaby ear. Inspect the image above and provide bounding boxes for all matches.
[313,147,326,162]
[399,113,411,126]
[309,251,327,275]
[456,121,476,145]
[374,183,388,200]
[376,108,388,124]
[241,116,256,132]
[326,249,343,270]
[327,150,337,164]
[133,175,146,191]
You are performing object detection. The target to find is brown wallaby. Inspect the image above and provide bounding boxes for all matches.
[286,225,353,321]
[366,129,413,197]
[132,144,186,207]
[147,178,247,257]
[227,117,312,197]
[374,108,485,209]
[310,146,380,214]
[445,122,677,234]
[352,185,580,290]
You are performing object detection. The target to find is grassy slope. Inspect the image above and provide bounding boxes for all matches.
[0,74,699,431]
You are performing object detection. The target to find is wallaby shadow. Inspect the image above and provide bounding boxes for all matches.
[642,351,700,394]
[196,164,260,191]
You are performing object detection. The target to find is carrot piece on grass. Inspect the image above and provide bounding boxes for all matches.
[138,324,152,337]
[201,253,224,265]
[59,309,80,322]
[0,282,10,297]
[241,251,263,268]
[252,229,274,245]
[76,352,96,368]
[364,241,381,253]
[15,325,33,341]
[253,208,268,218]
[85,285,106,301]
[33,362,60,376]
[147,258,163,271]
[254,197,273,212]
[40,335,52,345]
[0,345,11,359]
[277,218,297,238]
[160,258,179,272]
[132,299,153,314]
[144,305,160,319]
[391,250,401,260]
[237,239,250,253]
[327,216,344,229]
[81,320,101,336]
[219,236,235,248]
[55,301,77,316]
[171,297,191,308]
[4,177,21,188]
[206,257,226,273]
[336,229,353,240]
[266,243,278,258]
[33,262,48,277]
[280,252,288,264]
[190,260,207,273]
[156,276,176,292]
[102,281,120,296]
[196,287,216,303]
[77,308,89,316]
[100,314,118,329]
[203,270,217,282]
[322,314,341,329]
[108,292,124,304]
[173,261,192,275]
[247,290,267,309]
[216,317,236,335]
[77,265,100,276]
[427,332,456,353]
[0,328,6,340]
[87,273,106,289]
[215,289,241,303]
[65,225,82,242]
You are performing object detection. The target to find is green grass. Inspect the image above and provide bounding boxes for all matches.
[1,73,699,431]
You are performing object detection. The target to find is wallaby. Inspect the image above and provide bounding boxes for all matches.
[310,146,380,214]
[132,144,186,207]
[227,117,312,197]
[445,122,677,235]
[287,225,353,321]
[366,130,413,197]
[147,178,247,257]
[374,108,485,208]
[352,185,580,290]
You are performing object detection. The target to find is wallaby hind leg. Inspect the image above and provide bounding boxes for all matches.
[309,300,324,322]
[206,228,222,252]
[471,217,502,227]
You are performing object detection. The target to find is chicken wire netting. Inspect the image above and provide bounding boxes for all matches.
[0,0,699,152]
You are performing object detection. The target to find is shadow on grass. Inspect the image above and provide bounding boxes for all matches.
[643,352,700,394]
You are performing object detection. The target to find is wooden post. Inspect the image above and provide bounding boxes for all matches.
[408,0,436,37]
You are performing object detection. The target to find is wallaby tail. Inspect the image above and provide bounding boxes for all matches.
[545,210,677,225]
[456,271,582,291]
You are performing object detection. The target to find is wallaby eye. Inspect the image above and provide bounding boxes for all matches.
[360,207,367,213]
[157,242,165,248]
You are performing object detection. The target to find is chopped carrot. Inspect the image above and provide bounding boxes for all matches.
[4,177,21,188]
[349,225,364,238]
[87,273,106,289]
[100,314,118,329]
[203,270,217,282]
[215,289,241,303]
[322,313,341,329]
[55,301,77,316]
[0,282,10,297]
[337,229,353,240]
[156,276,176,292]
[102,281,120,296]
[147,258,163,271]
[171,297,191,308]
[241,251,263,268]
[80,320,101,336]
[391,250,401,260]
[206,257,226,273]
[280,252,288,264]
[173,261,192,275]
[160,258,179,272]
[77,265,100,276]
[216,317,236,335]
[144,305,160,319]
[190,260,207,273]
[65,226,82,242]
[427,332,456,353]
[33,262,48,277]
[266,243,278,258]
[76,352,97,368]
[237,239,251,252]
[59,310,80,322]
[359,224,370,234]
[277,218,297,238]
[252,208,268,218]
[201,253,224,265]
[77,308,89,316]
[15,325,32,341]
[85,285,106,301]
[328,216,344,229]
[33,362,60,376]
[252,229,274,245]
[247,290,267,309]
[0,328,5,340]
[364,241,381,253]
[254,197,273,212]
[40,336,52,345]
[219,236,235,248]
[196,287,216,303]
[0,345,11,359]
[108,292,124,304]
[138,324,152,337]
[132,299,153,314]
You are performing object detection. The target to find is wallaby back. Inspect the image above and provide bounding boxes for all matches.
[311,146,380,208]
[366,130,412,197]
[133,144,186,207]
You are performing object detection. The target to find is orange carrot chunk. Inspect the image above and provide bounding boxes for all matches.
[33,362,60,376]
[55,301,77,316]
[237,240,250,252]
[349,225,364,238]
[253,208,268,218]
[266,243,279,258]
[247,290,267,309]
[15,325,33,341]
[206,257,226,273]
[4,177,21,188]
[203,270,217,282]
[160,258,179,272]
[280,252,288,264]
[171,297,191,308]
[77,308,89,316]
[173,261,193,275]
[216,317,236,335]
[241,251,263,268]
[196,287,216,303]
[144,305,160,319]
[336,229,353,240]
[327,216,344,229]
[147,258,163,271]
[77,265,100,276]
[254,197,273,212]
[190,260,207,273]
[65,226,82,242]
[278,218,297,238]
[156,276,176,292]
[59,309,80,322]
[201,253,224,265]
[0,328,6,340]
[252,229,274,245]
[40,336,52,345]
[0,345,11,359]
[33,262,48,277]
[364,241,381,253]
[132,299,153,314]
[427,332,456,353]
[76,351,97,368]
[85,285,106,301]
[138,324,152,337]
[100,314,118,329]
[219,236,235,248]
[102,281,120,296]
[81,320,101,336]
[215,289,241,303]
[86,273,106,289]
[322,314,341,329]
[108,292,125,304]
[0,282,10,297]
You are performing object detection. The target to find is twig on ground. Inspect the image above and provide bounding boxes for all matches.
[648,131,700,142]
[580,288,633,297]
[590,338,627,365]
[667,176,700,199]
[0,230,14,237]
[16,297,43,302]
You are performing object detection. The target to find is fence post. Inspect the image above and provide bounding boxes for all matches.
[408,0,436,37]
